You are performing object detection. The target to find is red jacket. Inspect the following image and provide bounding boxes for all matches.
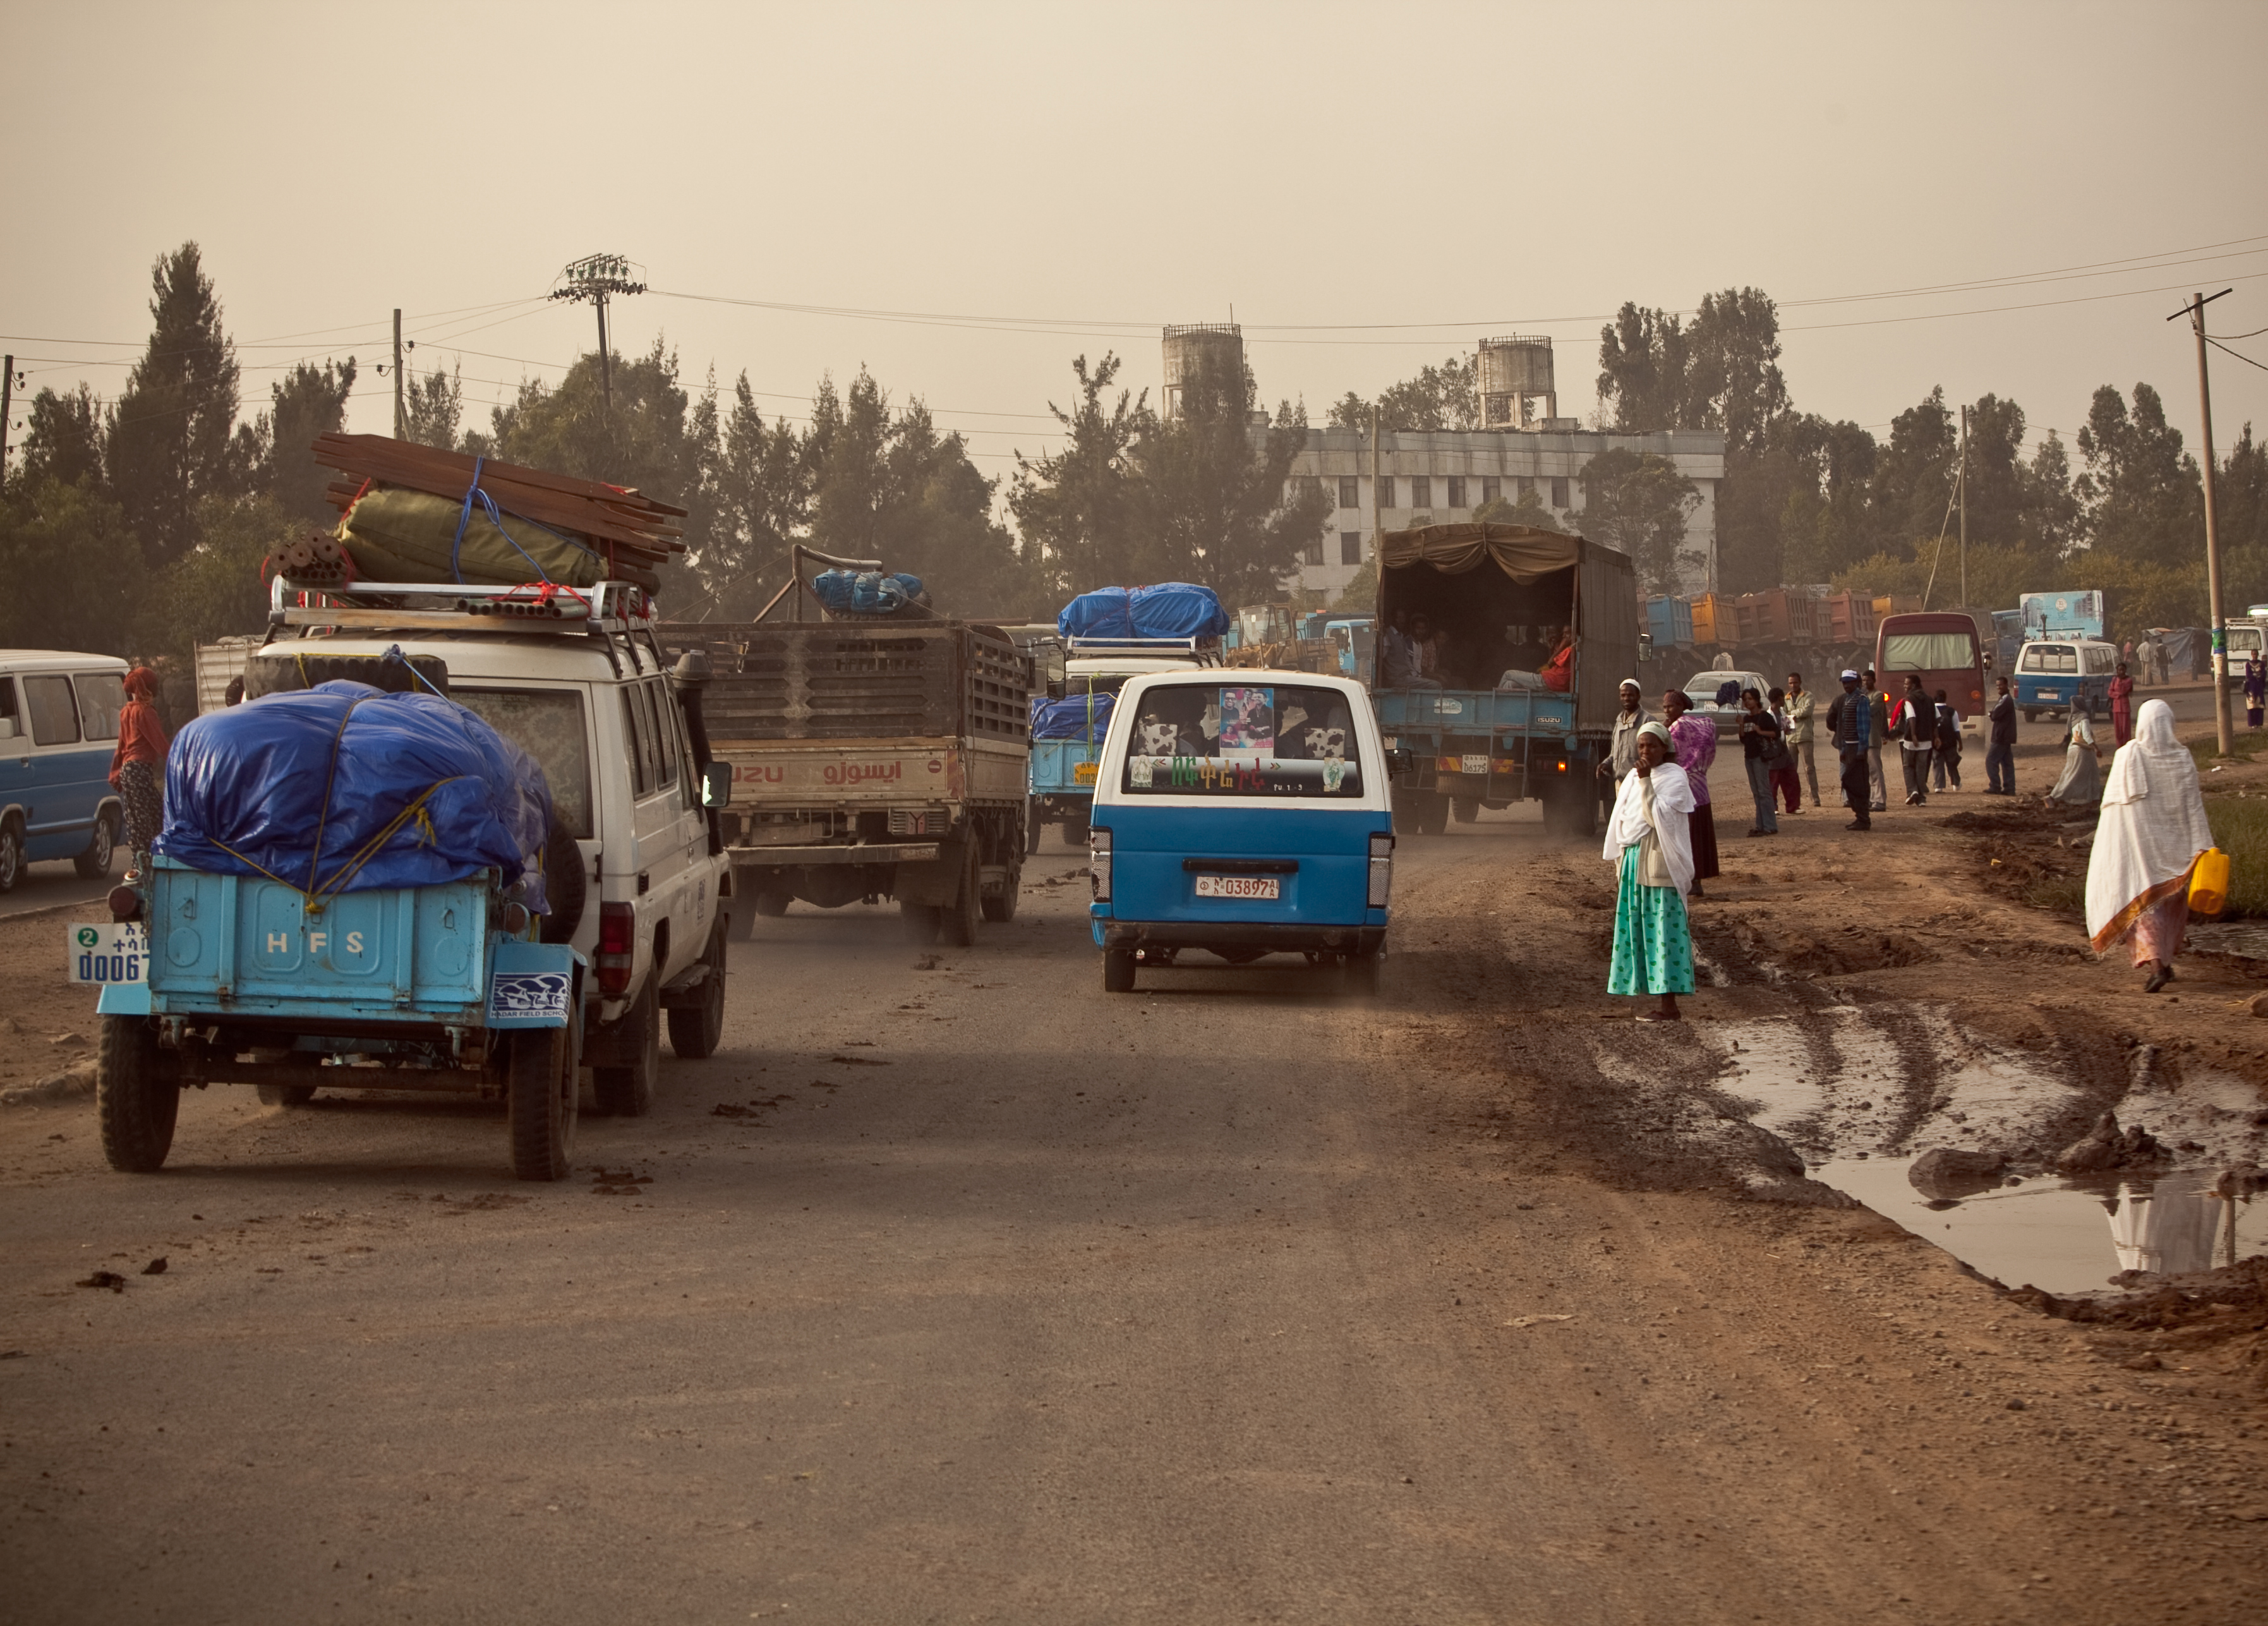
[108,668,170,785]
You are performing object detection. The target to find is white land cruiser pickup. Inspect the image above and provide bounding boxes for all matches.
[248,578,735,1114]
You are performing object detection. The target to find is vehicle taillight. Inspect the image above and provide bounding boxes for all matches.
[1090,828,1112,904]
[597,901,635,996]
[1368,831,1394,909]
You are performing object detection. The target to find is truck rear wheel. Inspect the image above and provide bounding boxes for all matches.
[667,918,728,1059]
[255,1083,317,1107]
[1418,792,1449,836]
[1102,949,1137,992]
[1063,811,1090,848]
[752,888,792,917]
[508,1023,577,1181]
[941,843,982,947]
[1026,808,1044,855]
[98,1015,179,1173]
[980,855,1021,923]
[900,900,941,944]
[592,980,658,1117]
[1452,797,1481,824]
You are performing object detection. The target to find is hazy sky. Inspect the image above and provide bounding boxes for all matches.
[7,1,2265,488]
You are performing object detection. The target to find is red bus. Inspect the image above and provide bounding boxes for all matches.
[1875,612,1986,727]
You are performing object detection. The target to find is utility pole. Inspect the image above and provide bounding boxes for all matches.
[2171,287,2233,755]
[0,355,13,488]
[393,310,405,440]
[1957,404,1968,606]
[550,254,647,414]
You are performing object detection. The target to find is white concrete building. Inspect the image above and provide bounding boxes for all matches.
[1280,426,1727,599]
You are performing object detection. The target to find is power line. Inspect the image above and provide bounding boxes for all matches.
[2207,336,2268,373]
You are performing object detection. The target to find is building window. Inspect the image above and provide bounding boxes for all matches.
[1377,475,1395,508]
[1302,536,1324,565]
[1447,476,1466,509]
[1481,476,1500,505]
[1551,476,1569,507]
[1517,476,1535,500]
[1340,529,1363,565]
[1338,475,1360,509]
[1410,476,1432,509]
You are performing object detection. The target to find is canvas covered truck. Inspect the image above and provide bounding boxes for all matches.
[658,617,1033,946]
[1369,521,1639,838]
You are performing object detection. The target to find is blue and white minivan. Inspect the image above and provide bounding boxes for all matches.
[1087,669,1394,994]
[0,651,129,891]
[2014,637,2118,721]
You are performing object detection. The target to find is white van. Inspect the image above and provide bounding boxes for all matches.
[247,579,734,1112]
[0,651,129,891]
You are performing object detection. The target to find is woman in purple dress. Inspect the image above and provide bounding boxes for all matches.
[1660,689,1720,898]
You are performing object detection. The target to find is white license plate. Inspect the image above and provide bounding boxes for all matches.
[68,922,147,985]
[1461,754,1489,776]
[1194,875,1279,900]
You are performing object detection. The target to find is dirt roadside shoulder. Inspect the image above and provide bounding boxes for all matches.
[1365,825,2267,1623]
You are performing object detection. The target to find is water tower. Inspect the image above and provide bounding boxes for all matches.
[1162,323,1244,420]
[1479,335,1557,430]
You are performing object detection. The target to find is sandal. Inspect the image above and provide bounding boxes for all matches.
[2143,962,2171,994]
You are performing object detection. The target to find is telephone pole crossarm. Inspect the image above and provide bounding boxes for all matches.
[550,253,647,414]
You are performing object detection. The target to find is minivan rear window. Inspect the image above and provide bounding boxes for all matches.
[453,688,594,840]
[1119,683,1363,798]
[2021,646,2076,673]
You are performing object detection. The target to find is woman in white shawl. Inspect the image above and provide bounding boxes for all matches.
[1603,720,1696,1020]
[2085,699,2214,993]
[2048,698,2102,808]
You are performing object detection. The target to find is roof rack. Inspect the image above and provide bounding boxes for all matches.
[267,576,654,636]
[1063,635,1218,658]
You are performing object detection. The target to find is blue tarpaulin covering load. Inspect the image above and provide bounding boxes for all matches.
[1030,692,1116,742]
[1058,583,1228,641]
[812,569,927,617]
[157,682,553,905]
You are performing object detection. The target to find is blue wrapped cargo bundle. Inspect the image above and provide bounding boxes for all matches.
[1057,582,1228,641]
[157,682,553,905]
[812,569,927,617]
[1030,692,1116,742]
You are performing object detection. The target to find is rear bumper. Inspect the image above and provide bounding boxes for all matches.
[1095,919,1386,955]
[727,843,940,866]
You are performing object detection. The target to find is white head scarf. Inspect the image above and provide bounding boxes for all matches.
[2085,699,2215,952]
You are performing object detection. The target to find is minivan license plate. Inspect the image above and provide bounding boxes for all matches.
[1195,875,1279,900]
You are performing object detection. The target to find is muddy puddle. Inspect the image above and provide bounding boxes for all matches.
[1703,1008,2268,1294]
[1815,1155,2265,1295]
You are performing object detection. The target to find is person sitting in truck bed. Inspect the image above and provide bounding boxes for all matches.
[1380,611,1441,690]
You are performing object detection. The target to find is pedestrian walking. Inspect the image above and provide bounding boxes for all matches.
[1598,678,1648,811]
[1930,688,1963,792]
[1825,669,1874,831]
[1984,676,2018,795]
[1861,668,1889,811]
[2048,698,2102,809]
[1785,671,1819,807]
[1661,689,1721,898]
[2086,699,2214,994]
[107,666,171,879]
[2135,634,2158,689]
[1767,686,1802,814]
[1603,720,1695,1022]
[2245,653,2264,731]
[2109,662,2135,747]
[1891,675,1936,805]
[1738,687,1783,836]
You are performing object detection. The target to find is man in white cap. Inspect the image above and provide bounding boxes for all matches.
[1597,678,1648,810]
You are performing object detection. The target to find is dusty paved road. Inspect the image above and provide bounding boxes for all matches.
[1,817,2260,1625]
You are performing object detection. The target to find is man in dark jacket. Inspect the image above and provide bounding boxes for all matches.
[1825,669,1874,831]
[1984,676,2018,794]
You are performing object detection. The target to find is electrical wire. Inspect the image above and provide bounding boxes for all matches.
[2207,337,2268,373]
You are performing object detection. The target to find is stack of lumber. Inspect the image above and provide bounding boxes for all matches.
[310,434,687,591]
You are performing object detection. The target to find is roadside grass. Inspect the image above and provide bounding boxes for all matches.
[2205,795,2268,917]
[2188,730,2260,769]
[2022,871,2087,915]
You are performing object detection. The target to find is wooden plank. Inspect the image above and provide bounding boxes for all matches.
[323,457,684,558]
[313,439,686,558]
[312,433,688,517]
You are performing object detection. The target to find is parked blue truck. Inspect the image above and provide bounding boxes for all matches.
[1370,522,1639,837]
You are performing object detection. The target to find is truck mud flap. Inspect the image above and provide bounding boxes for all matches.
[893,837,971,907]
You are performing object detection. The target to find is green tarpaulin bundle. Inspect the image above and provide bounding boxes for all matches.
[337,487,609,589]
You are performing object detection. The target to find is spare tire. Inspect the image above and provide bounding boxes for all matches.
[540,821,586,944]
[243,649,451,700]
